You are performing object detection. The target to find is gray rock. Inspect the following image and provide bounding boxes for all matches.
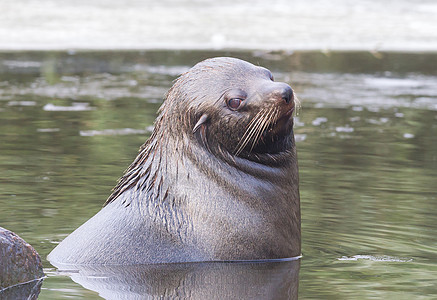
[0,227,44,291]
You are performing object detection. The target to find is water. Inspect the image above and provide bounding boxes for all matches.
[1,0,437,51]
[0,50,436,299]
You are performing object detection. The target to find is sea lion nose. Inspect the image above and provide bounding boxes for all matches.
[262,82,294,105]
[281,85,294,104]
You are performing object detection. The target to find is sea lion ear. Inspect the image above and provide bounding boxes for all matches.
[192,114,209,133]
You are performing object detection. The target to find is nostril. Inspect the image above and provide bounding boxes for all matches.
[281,85,294,104]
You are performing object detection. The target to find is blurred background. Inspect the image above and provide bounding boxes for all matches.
[1,0,437,299]
[1,0,437,51]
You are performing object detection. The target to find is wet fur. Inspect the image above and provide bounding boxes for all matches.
[48,57,300,265]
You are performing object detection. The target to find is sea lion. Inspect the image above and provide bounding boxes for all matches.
[48,57,301,265]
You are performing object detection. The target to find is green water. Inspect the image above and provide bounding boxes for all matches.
[0,50,436,299]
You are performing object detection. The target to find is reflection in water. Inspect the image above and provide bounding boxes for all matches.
[0,279,43,299]
[52,260,299,300]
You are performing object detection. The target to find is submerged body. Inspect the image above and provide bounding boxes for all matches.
[48,57,300,265]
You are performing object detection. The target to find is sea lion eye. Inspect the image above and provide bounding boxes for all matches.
[269,72,274,81]
[227,98,243,110]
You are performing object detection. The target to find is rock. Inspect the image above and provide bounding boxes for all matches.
[0,227,44,291]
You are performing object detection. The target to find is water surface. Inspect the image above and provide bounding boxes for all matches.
[0,50,436,299]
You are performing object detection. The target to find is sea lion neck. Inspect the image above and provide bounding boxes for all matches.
[104,116,294,207]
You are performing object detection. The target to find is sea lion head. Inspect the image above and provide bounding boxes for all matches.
[105,57,300,217]
[157,57,298,163]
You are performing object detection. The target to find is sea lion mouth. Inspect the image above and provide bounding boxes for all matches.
[233,102,295,156]
[275,105,295,124]
[265,104,295,138]
[283,106,295,118]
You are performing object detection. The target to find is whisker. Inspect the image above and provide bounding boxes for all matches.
[293,94,301,116]
[235,120,263,155]
[234,104,285,156]
[249,109,271,151]
[249,107,276,151]
[234,108,267,155]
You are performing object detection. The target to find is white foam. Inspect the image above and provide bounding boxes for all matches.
[79,127,153,137]
[312,117,328,126]
[37,128,60,133]
[335,126,354,133]
[8,101,37,106]
[338,255,412,262]
[43,103,96,111]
